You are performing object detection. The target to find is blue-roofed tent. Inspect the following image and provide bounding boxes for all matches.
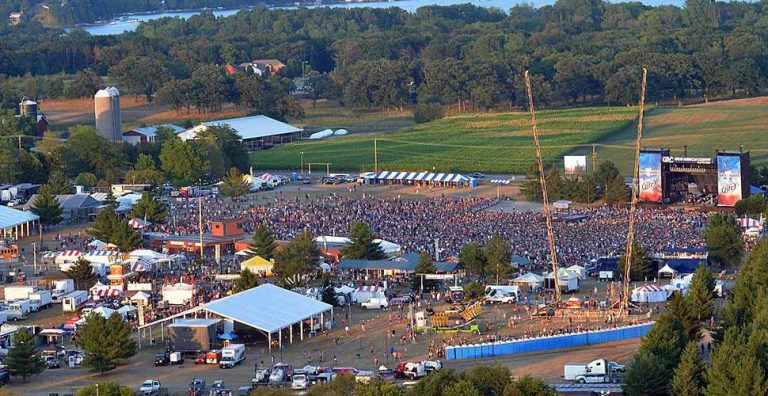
[664,258,706,274]
[338,252,460,276]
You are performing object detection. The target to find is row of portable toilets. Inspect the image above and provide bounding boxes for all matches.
[444,322,654,361]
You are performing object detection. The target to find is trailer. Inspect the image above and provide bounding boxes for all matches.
[564,359,626,384]
[62,291,89,312]
[29,290,52,311]
[4,285,37,301]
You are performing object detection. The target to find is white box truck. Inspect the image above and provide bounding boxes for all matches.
[62,291,89,312]
[4,285,37,301]
[29,290,52,311]
[564,358,626,383]
[219,344,245,368]
[54,279,75,294]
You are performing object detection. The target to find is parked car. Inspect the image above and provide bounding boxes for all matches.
[208,380,230,396]
[195,353,206,364]
[44,356,61,369]
[253,368,272,385]
[362,297,389,310]
[273,362,293,379]
[469,172,486,179]
[388,295,412,305]
[291,373,308,390]
[377,367,395,382]
[268,368,285,385]
[139,379,161,394]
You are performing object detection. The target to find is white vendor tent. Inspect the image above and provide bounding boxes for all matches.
[511,272,545,291]
[55,250,82,265]
[352,285,386,304]
[631,284,668,303]
[162,283,195,305]
[130,291,151,303]
[130,249,167,261]
[545,268,579,292]
[658,264,677,278]
[566,265,586,279]
[82,250,120,265]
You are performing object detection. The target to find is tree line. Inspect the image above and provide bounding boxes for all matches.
[1,1,767,112]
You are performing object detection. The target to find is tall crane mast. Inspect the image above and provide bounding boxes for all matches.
[622,67,648,314]
[525,71,561,303]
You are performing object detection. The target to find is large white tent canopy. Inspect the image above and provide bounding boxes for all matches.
[0,205,39,238]
[204,284,332,333]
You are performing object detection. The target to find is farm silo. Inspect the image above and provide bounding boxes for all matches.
[94,87,122,142]
[19,98,38,119]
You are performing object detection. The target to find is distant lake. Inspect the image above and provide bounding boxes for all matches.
[77,0,685,36]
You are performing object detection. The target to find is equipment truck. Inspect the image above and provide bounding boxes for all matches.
[219,344,245,368]
[563,358,626,384]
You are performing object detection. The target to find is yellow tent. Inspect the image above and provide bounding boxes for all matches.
[240,255,273,276]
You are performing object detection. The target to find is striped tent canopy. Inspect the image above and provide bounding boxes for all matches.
[83,251,119,258]
[490,179,511,185]
[57,250,81,258]
[130,258,153,272]
[93,288,122,297]
[42,251,57,259]
[128,218,151,229]
[373,171,470,183]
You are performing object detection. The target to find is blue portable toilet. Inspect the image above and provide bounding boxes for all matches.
[291,172,299,182]
[470,178,478,188]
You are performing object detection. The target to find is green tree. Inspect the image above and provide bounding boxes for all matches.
[624,313,688,395]
[486,235,511,284]
[687,267,715,322]
[248,224,278,260]
[47,169,73,195]
[220,167,250,197]
[503,375,557,396]
[124,154,165,186]
[109,56,168,103]
[704,213,744,268]
[273,231,320,288]
[734,194,766,217]
[445,380,481,396]
[109,220,143,252]
[65,257,97,290]
[76,382,134,396]
[66,69,100,98]
[340,222,385,260]
[671,342,705,396]
[667,292,701,342]
[89,206,119,243]
[77,313,136,374]
[30,184,63,226]
[6,328,45,382]
[416,251,437,274]
[159,139,208,187]
[130,192,167,224]
[464,364,511,396]
[604,175,629,204]
[320,272,338,306]
[75,172,98,188]
[464,281,486,300]
[305,72,337,108]
[406,369,461,396]
[233,268,259,293]
[618,242,650,281]
[459,242,487,277]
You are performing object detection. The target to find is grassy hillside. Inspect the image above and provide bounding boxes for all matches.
[252,107,639,174]
[580,97,768,174]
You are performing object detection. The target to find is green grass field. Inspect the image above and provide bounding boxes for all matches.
[251,97,768,175]
[253,106,639,173]
[577,98,768,174]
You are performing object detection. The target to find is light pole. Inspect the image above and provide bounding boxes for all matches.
[300,152,304,175]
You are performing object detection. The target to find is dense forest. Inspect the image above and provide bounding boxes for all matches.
[1,1,767,112]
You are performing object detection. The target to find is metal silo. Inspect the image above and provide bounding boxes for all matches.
[19,98,38,119]
[94,87,122,142]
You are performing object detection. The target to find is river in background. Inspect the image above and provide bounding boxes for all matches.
[76,0,686,35]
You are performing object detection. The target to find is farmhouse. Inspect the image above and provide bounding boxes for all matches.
[122,124,185,145]
[179,115,303,150]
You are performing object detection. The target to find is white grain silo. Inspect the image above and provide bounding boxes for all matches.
[94,87,122,142]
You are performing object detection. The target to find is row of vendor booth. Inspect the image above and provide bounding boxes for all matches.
[363,171,475,187]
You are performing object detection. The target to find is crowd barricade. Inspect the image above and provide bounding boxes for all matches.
[444,322,654,361]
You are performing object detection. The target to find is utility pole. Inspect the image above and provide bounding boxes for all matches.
[18,135,22,150]
[198,181,204,260]
[32,242,37,275]
[591,144,597,174]
[300,152,304,175]
[374,139,378,173]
